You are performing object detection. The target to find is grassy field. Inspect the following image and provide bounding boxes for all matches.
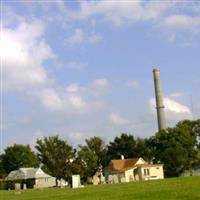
[1,176,200,200]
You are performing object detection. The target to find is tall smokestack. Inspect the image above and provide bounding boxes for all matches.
[153,68,166,131]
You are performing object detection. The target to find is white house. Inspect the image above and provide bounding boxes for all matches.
[104,157,164,183]
[6,168,56,188]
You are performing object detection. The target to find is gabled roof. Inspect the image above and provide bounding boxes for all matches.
[106,157,146,172]
[6,168,53,180]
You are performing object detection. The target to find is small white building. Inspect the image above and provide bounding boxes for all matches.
[104,157,164,183]
[6,168,56,189]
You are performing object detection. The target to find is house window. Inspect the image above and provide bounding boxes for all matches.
[144,169,150,176]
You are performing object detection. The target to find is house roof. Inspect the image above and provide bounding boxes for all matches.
[106,157,146,172]
[6,168,53,180]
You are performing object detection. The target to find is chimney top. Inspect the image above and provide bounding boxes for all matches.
[153,68,160,72]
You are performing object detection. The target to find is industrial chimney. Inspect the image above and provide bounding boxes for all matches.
[153,68,166,131]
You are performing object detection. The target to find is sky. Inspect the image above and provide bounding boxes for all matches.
[1,0,200,152]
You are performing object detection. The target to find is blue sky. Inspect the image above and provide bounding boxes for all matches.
[1,0,200,151]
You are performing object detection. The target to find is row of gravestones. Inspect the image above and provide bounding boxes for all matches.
[15,183,27,190]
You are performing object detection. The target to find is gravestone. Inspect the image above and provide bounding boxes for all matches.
[92,175,99,185]
[100,176,105,184]
[23,183,27,190]
[108,175,113,184]
[72,175,81,188]
[15,183,21,190]
[113,175,119,184]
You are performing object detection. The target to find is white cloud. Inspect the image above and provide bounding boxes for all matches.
[93,79,110,88]
[66,84,80,93]
[149,97,192,125]
[164,98,191,114]
[37,88,64,111]
[69,1,175,26]
[170,92,185,98]
[110,112,129,126]
[126,80,140,89]
[1,20,55,91]
[37,88,87,113]
[36,79,109,114]
[68,132,85,141]
[164,15,200,33]
[64,28,102,47]
[64,28,84,46]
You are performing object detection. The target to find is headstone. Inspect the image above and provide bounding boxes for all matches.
[135,174,139,181]
[129,175,134,182]
[72,175,81,189]
[92,175,99,185]
[108,175,113,184]
[120,177,126,183]
[113,175,119,184]
[100,176,105,184]
[15,183,21,190]
[23,183,27,190]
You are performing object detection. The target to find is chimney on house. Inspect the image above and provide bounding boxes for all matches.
[153,68,166,131]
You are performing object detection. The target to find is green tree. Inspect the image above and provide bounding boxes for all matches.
[151,123,199,177]
[35,136,74,184]
[176,119,200,148]
[108,133,137,159]
[135,138,154,162]
[77,136,108,182]
[1,144,38,174]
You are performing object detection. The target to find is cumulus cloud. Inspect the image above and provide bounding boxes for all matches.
[93,79,110,88]
[68,132,85,141]
[37,88,88,113]
[69,1,175,26]
[149,97,192,125]
[164,15,200,33]
[170,92,185,98]
[1,20,55,91]
[37,88,64,112]
[110,112,129,126]
[126,80,140,89]
[64,28,102,47]
[36,79,109,114]
[64,28,84,46]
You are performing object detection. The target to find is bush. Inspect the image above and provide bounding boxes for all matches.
[0,181,15,190]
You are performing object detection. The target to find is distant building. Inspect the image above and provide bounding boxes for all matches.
[104,157,164,183]
[6,168,56,189]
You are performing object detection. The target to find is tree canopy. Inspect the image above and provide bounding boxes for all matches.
[108,133,137,159]
[35,136,74,184]
[0,144,38,174]
[150,120,200,177]
[76,136,108,182]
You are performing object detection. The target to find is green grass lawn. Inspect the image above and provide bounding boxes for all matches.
[1,176,200,200]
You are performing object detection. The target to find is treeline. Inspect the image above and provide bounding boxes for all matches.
[0,119,200,184]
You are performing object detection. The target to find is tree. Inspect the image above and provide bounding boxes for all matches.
[35,136,74,184]
[76,136,108,182]
[135,138,154,162]
[1,144,38,174]
[108,133,137,159]
[151,123,199,177]
[176,119,200,149]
